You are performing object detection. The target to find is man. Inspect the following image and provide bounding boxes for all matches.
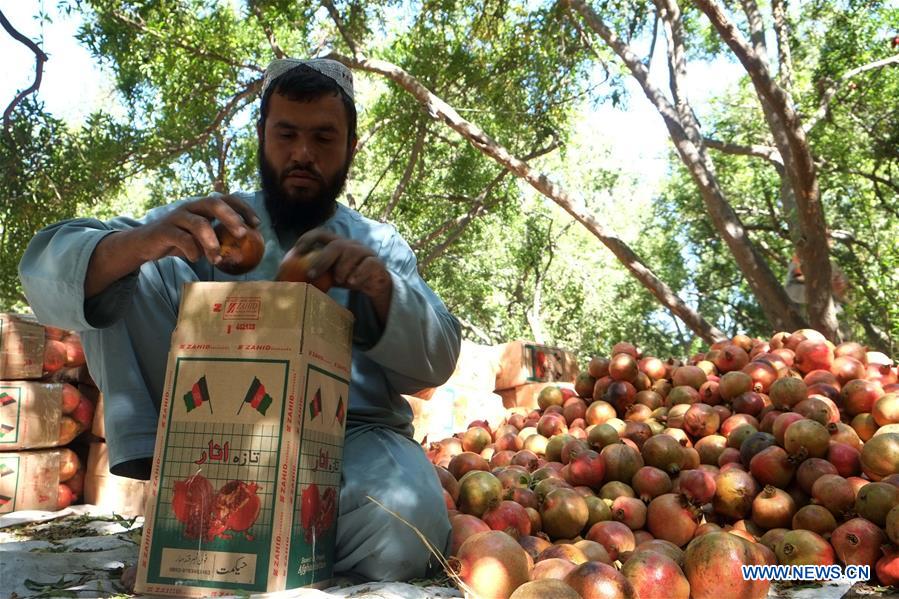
[19,58,461,581]
[784,252,849,307]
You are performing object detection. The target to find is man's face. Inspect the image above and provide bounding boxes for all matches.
[258,91,356,232]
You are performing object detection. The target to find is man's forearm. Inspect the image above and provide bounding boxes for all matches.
[84,230,149,299]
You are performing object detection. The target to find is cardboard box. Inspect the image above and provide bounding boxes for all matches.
[410,341,501,401]
[86,386,105,440]
[0,381,82,449]
[494,341,579,390]
[83,442,149,517]
[136,282,354,596]
[0,313,46,380]
[498,381,577,411]
[445,340,501,390]
[405,383,506,444]
[0,449,65,513]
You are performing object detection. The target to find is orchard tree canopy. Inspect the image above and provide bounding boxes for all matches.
[1,0,897,360]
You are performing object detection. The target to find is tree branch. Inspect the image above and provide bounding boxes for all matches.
[415,135,562,257]
[252,4,286,59]
[1,9,49,134]
[694,0,837,340]
[739,0,768,64]
[357,148,403,214]
[645,10,660,69]
[355,117,393,155]
[381,122,426,221]
[654,0,702,146]
[804,53,899,134]
[703,137,783,169]
[321,0,360,56]
[771,0,794,96]
[110,10,261,72]
[418,175,510,270]
[323,1,728,342]
[158,81,262,159]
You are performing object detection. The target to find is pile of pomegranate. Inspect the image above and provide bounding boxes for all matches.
[426,330,899,598]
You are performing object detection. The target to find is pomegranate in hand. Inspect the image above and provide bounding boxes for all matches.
[276,247,334,292]
[214,222,264,275]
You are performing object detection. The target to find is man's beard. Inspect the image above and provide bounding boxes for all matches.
[259,145,351,234]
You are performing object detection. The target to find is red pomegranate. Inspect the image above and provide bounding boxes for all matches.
[877,545,899,586]
[831,518,886,569]
[749,445,796,488]
[776,530,836,566]
[812,474,855,518]
[751,485,796,530]
[517,534,552,561]
[455,530,531,599]
[792,504,837,537]
[508,579,579,598]
[861,432,899,481]
[540,487,589,540]
[632,466,672,502]
[587,520,636,560]
[647,493,700,547]
[714,468,760,520]
[826,441,861,477]
[841,379,884,416]
[831,356,866,385]
[794,340,834,375]
[564,561,636,599]
[678,469,717,505]
[613,496,648,530]
[482,500,531,539]
[621,550,689,599]
[684,532,769,599]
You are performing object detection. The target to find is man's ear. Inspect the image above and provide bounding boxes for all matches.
[349,136,358,160]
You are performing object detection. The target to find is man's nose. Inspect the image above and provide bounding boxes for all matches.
[289,136,314,164]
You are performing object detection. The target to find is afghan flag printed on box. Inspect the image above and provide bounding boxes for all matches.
[0,424,13,438]
[0,463,14,478]
[239,377,272,416]
[334,395,344,426]
[0,393,15,407]
[183,375,212,413]
[309,388,322,421]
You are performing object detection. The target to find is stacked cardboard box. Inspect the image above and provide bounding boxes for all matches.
[84,392,155,517]
[405,340,580,442]
[493,341,579,410]
[83,442,149,517]
[404,340,505,443]
[0,314,96,513]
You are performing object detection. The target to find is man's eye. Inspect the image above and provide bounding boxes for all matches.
[279,132,295,140]
[317,134,336,143]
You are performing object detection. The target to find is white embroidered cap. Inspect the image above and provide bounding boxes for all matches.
[261,58,354,101]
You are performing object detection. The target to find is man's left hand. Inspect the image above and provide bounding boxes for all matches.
[294,228,393,325]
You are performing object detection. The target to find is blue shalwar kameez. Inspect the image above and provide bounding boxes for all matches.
[18,191,462,580]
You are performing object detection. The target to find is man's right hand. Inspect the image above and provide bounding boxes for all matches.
[133,196,260,265]
[85,195,261,299]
